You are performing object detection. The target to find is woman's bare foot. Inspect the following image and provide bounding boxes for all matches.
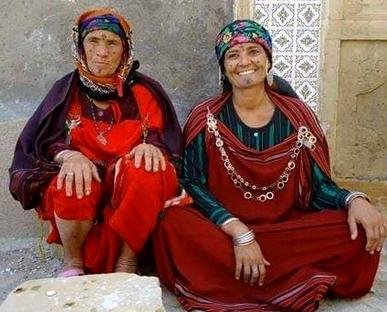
[114,243,137,273]
[58,257,85,277]
[115,258,137,273]
[63,257,84,271]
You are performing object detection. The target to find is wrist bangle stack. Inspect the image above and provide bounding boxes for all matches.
[221,217,239,227]
[233,229,255,246]
[345,191,370,208]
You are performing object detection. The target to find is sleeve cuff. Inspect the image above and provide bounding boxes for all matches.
[214,212,235,226]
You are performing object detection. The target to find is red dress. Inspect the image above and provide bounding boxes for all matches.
[38,83,179,273]
[153,90,380,311]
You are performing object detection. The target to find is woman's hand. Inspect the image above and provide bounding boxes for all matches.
[347,198,386,254]
[127,143,166,172]
[234,241,271,286]
[56,151,101,198]
[222,220,271,286]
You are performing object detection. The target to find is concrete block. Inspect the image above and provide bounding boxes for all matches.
[0,273,165,312]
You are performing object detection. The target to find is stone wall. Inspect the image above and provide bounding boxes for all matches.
[320,0,387,207]
[0,0,233,238]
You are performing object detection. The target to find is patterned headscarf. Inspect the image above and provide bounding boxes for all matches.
[215,19,272,65]
[79,14,126,42]
[72,8,134,100]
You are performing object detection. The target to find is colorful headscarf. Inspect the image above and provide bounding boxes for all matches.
[215,19,272,64]
[79,14,126,42]
[72,8,134,99]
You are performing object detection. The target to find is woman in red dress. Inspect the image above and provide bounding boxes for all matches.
[153,20,385,311]
[10,8,182,276]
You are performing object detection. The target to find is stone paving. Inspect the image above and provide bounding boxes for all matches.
[1,238,386,311]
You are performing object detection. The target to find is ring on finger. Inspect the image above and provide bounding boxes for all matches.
[251,265,259,274]
[66,171,74,176]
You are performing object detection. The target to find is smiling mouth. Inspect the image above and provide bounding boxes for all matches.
[238,70,256,76]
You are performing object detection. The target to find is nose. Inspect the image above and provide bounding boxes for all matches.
[96,44,109,57]
[238,52,250,67]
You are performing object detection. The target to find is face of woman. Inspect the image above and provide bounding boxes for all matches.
[223,42,269,90]
[83,30,124,77]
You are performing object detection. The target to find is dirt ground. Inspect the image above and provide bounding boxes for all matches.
[0,238,62,302]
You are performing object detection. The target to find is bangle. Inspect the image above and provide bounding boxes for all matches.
[233,229,255,246]
[345,191,370,208]
[221,217,239,227]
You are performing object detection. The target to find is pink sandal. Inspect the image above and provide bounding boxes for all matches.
[58,267,85,278]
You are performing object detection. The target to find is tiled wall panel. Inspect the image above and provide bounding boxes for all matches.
[254,0,322,111]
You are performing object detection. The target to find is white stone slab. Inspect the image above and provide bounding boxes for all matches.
[0,273,165,312]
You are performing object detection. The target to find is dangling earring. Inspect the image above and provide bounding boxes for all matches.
[266,61,274,86]
[220,72,227,87]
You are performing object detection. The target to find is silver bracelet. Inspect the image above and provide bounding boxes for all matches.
[345,191,370,208]
[233,229,255,246]
[221,217,239,227]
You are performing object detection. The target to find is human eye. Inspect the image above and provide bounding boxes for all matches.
[87,37,98,44]
[226,52,238,59]
[108,40,121,48]
[249,48,261,55]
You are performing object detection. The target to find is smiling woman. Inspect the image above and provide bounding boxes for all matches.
[223,43,269,90]
[153,19,385,312]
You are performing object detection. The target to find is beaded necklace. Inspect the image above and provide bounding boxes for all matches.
[85,94,115,145]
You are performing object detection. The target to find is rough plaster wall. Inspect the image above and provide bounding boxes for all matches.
[0,0,233,238]
[335,41,387,180]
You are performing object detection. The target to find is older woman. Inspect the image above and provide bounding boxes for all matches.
[9,8,181,277]
[153,20,385,311]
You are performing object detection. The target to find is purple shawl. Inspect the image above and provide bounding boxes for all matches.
[9,70,183,210]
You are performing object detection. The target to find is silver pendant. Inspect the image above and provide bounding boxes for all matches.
[66,118,81,131]
[65,118,81,144]
[96,134,108,145]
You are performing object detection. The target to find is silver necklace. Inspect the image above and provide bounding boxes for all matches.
[206,108,317,202]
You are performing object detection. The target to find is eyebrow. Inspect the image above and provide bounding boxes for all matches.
[226,48,239,54]
[85,35,100,41]
[85,36,120,43]
[107,39,120,44]
[227,45,261,54]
